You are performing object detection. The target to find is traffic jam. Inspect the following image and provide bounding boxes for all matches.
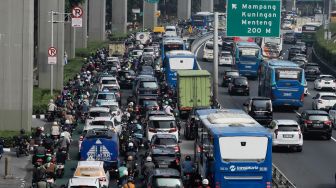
[24,10,336,188]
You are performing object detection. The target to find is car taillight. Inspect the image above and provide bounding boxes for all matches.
[149,128,157,133]
[174,146,180,152]
[274,129,278,139]
[324,120,332,126]
[215,182,220,188]
[79,135,83,141]
[304,120,312,125]
[169,127,177,133]
[175,158,180,165]
[300,93,304,102]
[157,89,160,95]
[99,177,106,181]
[266,181,272,188]
[135,106,139,112]
[318,100,323,103]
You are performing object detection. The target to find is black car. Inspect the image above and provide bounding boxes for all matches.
[150,134,181,156]
[132,74,155,94]
[184,106,211,140]
[291,57,306,68]
[288,46,302,60]
[118,70,136,88]
[100,85,121,104]
[138,65,155,76]
[297,110,332,139]
[243,97,273,124]
[283,32,296,44]
[305,63,321,80]
[150,147,181,170]
[295,42,307,54]
[136,96,160,115]
[135,77,160,96]
[222,70,239,87]
[228,76,249,95]
[222,37,235,52]
[146,168,183,188]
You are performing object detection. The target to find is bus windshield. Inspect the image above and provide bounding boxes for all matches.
[238,48,259,61]
[164,44,184,52]
[169,58,194,70]
[264,37,281,45]
[275,68,302,81]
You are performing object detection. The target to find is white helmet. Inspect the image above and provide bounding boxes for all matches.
[49,99,54,103]
[128,142,134,148]
[65,120,70,124]
[146,156,152,162]
[53,122,58,126]
[86,71,91,74]
[123,169,128,176]
[60,132,65,137]
[202,179,209,185]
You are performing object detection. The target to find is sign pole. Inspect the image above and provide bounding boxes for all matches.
[213,12,219,105]
[50,10,54,96]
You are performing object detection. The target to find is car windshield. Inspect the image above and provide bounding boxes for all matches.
[150,120,176,129]
[309,115,329,121]
[153,178,182,188]
[234,78,248,85]
[91,121,113,126]
[153,138,177,145]
[102,80,116,84]
[89,111,110,117]
[252,100,271,111]
[144,48,154,52]
[321,95,336,100]
[306,65,319,69]
[97,94,116,100]
[278,125,299,131]
[140,99,158,106]
[226,71,239,76]
[320,76,334,80]
[140,81,158,88]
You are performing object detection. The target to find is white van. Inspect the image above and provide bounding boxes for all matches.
[164,26,177,37]
[136,32,151,45]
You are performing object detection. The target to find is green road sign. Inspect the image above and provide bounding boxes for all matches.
[144,0,159,3]
[226,0,281,37]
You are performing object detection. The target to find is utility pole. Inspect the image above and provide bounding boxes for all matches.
[213,12,219,105]
[328,0,332,40]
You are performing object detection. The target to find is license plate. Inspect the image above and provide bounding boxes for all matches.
[245,65,252,68]
[237,89,243,92]
[159,164,168,168]
[314,124,323,128]
[283,134,294,138]
[325,82,330,84]
[283,93,292,96]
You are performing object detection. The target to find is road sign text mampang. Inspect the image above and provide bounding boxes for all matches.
[227,0,281,37]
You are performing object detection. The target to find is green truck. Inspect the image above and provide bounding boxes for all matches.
[177,70,212,114]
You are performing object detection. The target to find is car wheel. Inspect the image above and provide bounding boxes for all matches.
[297,146,303,152]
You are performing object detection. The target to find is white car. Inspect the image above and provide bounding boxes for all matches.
[312,92,336,111]
[99,76,120,90]
[83,117,114,133]
[146,115,179,142]
[73,161,110,187]
[314,75,336,91]
[219,51,233,65]
[202,41,213,61]
[67,177,104,188]
[142,47,155,56]
[85,107,111,131]
[164,26,177,37]
[130,49,143,59]
[268,119,303,152]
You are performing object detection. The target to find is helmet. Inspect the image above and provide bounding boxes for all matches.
[87,71,91,74]
[128,102,134,107]
[123,169,128,176]
[185,155,191,161]
[127,155,133,161]
[36,158,43,165]
[83,95,88,99]
[46,156,52,163]
[46,133,50,138]
[60,132,65,137]
[49,99,54,103]
[20,129,25,134]
[168,99,173,103]
[146,156,152,162]
[128,142,134,148]
[53,122,58,126]
[127,176,134,182]
[65,120,70,124]
[202,179,209,185]
[165,101,169,105]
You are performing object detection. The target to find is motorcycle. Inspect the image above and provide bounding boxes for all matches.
[15,140,29,158]
[46,111,55,122]
[56,163,65,178]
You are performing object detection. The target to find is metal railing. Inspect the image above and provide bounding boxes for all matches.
[272,164,296,188]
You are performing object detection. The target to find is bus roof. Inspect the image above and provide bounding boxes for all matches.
[265,60,300,68]
[196,109,269,136]
[177,70,210,77]
[195,12,213,16]
[165,50,194,57]
[236,42,260,48]
[162,37,184,44]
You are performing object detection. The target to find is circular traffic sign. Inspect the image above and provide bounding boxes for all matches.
[48,47,57,57]
[72,6,83,18]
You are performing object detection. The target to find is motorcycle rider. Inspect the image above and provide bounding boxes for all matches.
[199,179,210,188]
[47,99,57,119]
[44,156,56,180]
[142,156,155,177]
[55,147,67,165]
[51,122,61,140]
[17,129,29,153]
[118,162,128,186]
[0,137,3,159]
[163,101,174,116]
[32,158,47,184]
[57,132,71,160]
[182,155,194,175]
[43,133,54,152]
[126,155,137,176]
[122,176,136,188]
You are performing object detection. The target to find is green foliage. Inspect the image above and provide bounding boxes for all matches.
[64,58,84,83]
[65,0,86,13]
[314,23,336,65]
[0,131,32,148]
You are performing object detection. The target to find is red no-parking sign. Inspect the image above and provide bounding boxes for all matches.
[48,47,57,64]
[72,6,83,27]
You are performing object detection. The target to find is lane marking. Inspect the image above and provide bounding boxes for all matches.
[195,41,207,70]
[294,110,300,116]
[331,137,336,142]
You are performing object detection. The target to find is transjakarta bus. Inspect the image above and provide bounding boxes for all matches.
[194,109,272,188]
[163,50,198,88]
[161,37,185,60]
[258,60,305,109]
[234,42,262,78]
[260,37,283,59]
[191,12,214,29]
[301,23,321,46]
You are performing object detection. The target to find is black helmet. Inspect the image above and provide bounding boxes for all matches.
[185,155,191,161]
[20,129,25,135]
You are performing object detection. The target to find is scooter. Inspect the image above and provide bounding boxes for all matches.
[56,163,65,178]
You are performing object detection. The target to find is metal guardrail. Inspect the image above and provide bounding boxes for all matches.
[191,33,297,188]
[272,165,296,188]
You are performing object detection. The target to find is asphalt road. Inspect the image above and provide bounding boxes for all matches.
[195,40,336,188]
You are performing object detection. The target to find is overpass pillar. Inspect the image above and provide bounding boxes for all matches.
[112,0,127,33]
[143,2,158,29]
[37,0,65,90]
[0,0,33,131]
[177,0,191,20]
[285,0,294,11]
[64,23,75,59]
[201,0,213,12]
[88,0,106,41]
[75,1,88,48]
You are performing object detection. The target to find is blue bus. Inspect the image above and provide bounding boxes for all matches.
[191,12,214,29]
[161,37,185,60]
[194,109,272,188]
[258,60,305,109]
[234,42,262,78]
[163,50,198,88]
